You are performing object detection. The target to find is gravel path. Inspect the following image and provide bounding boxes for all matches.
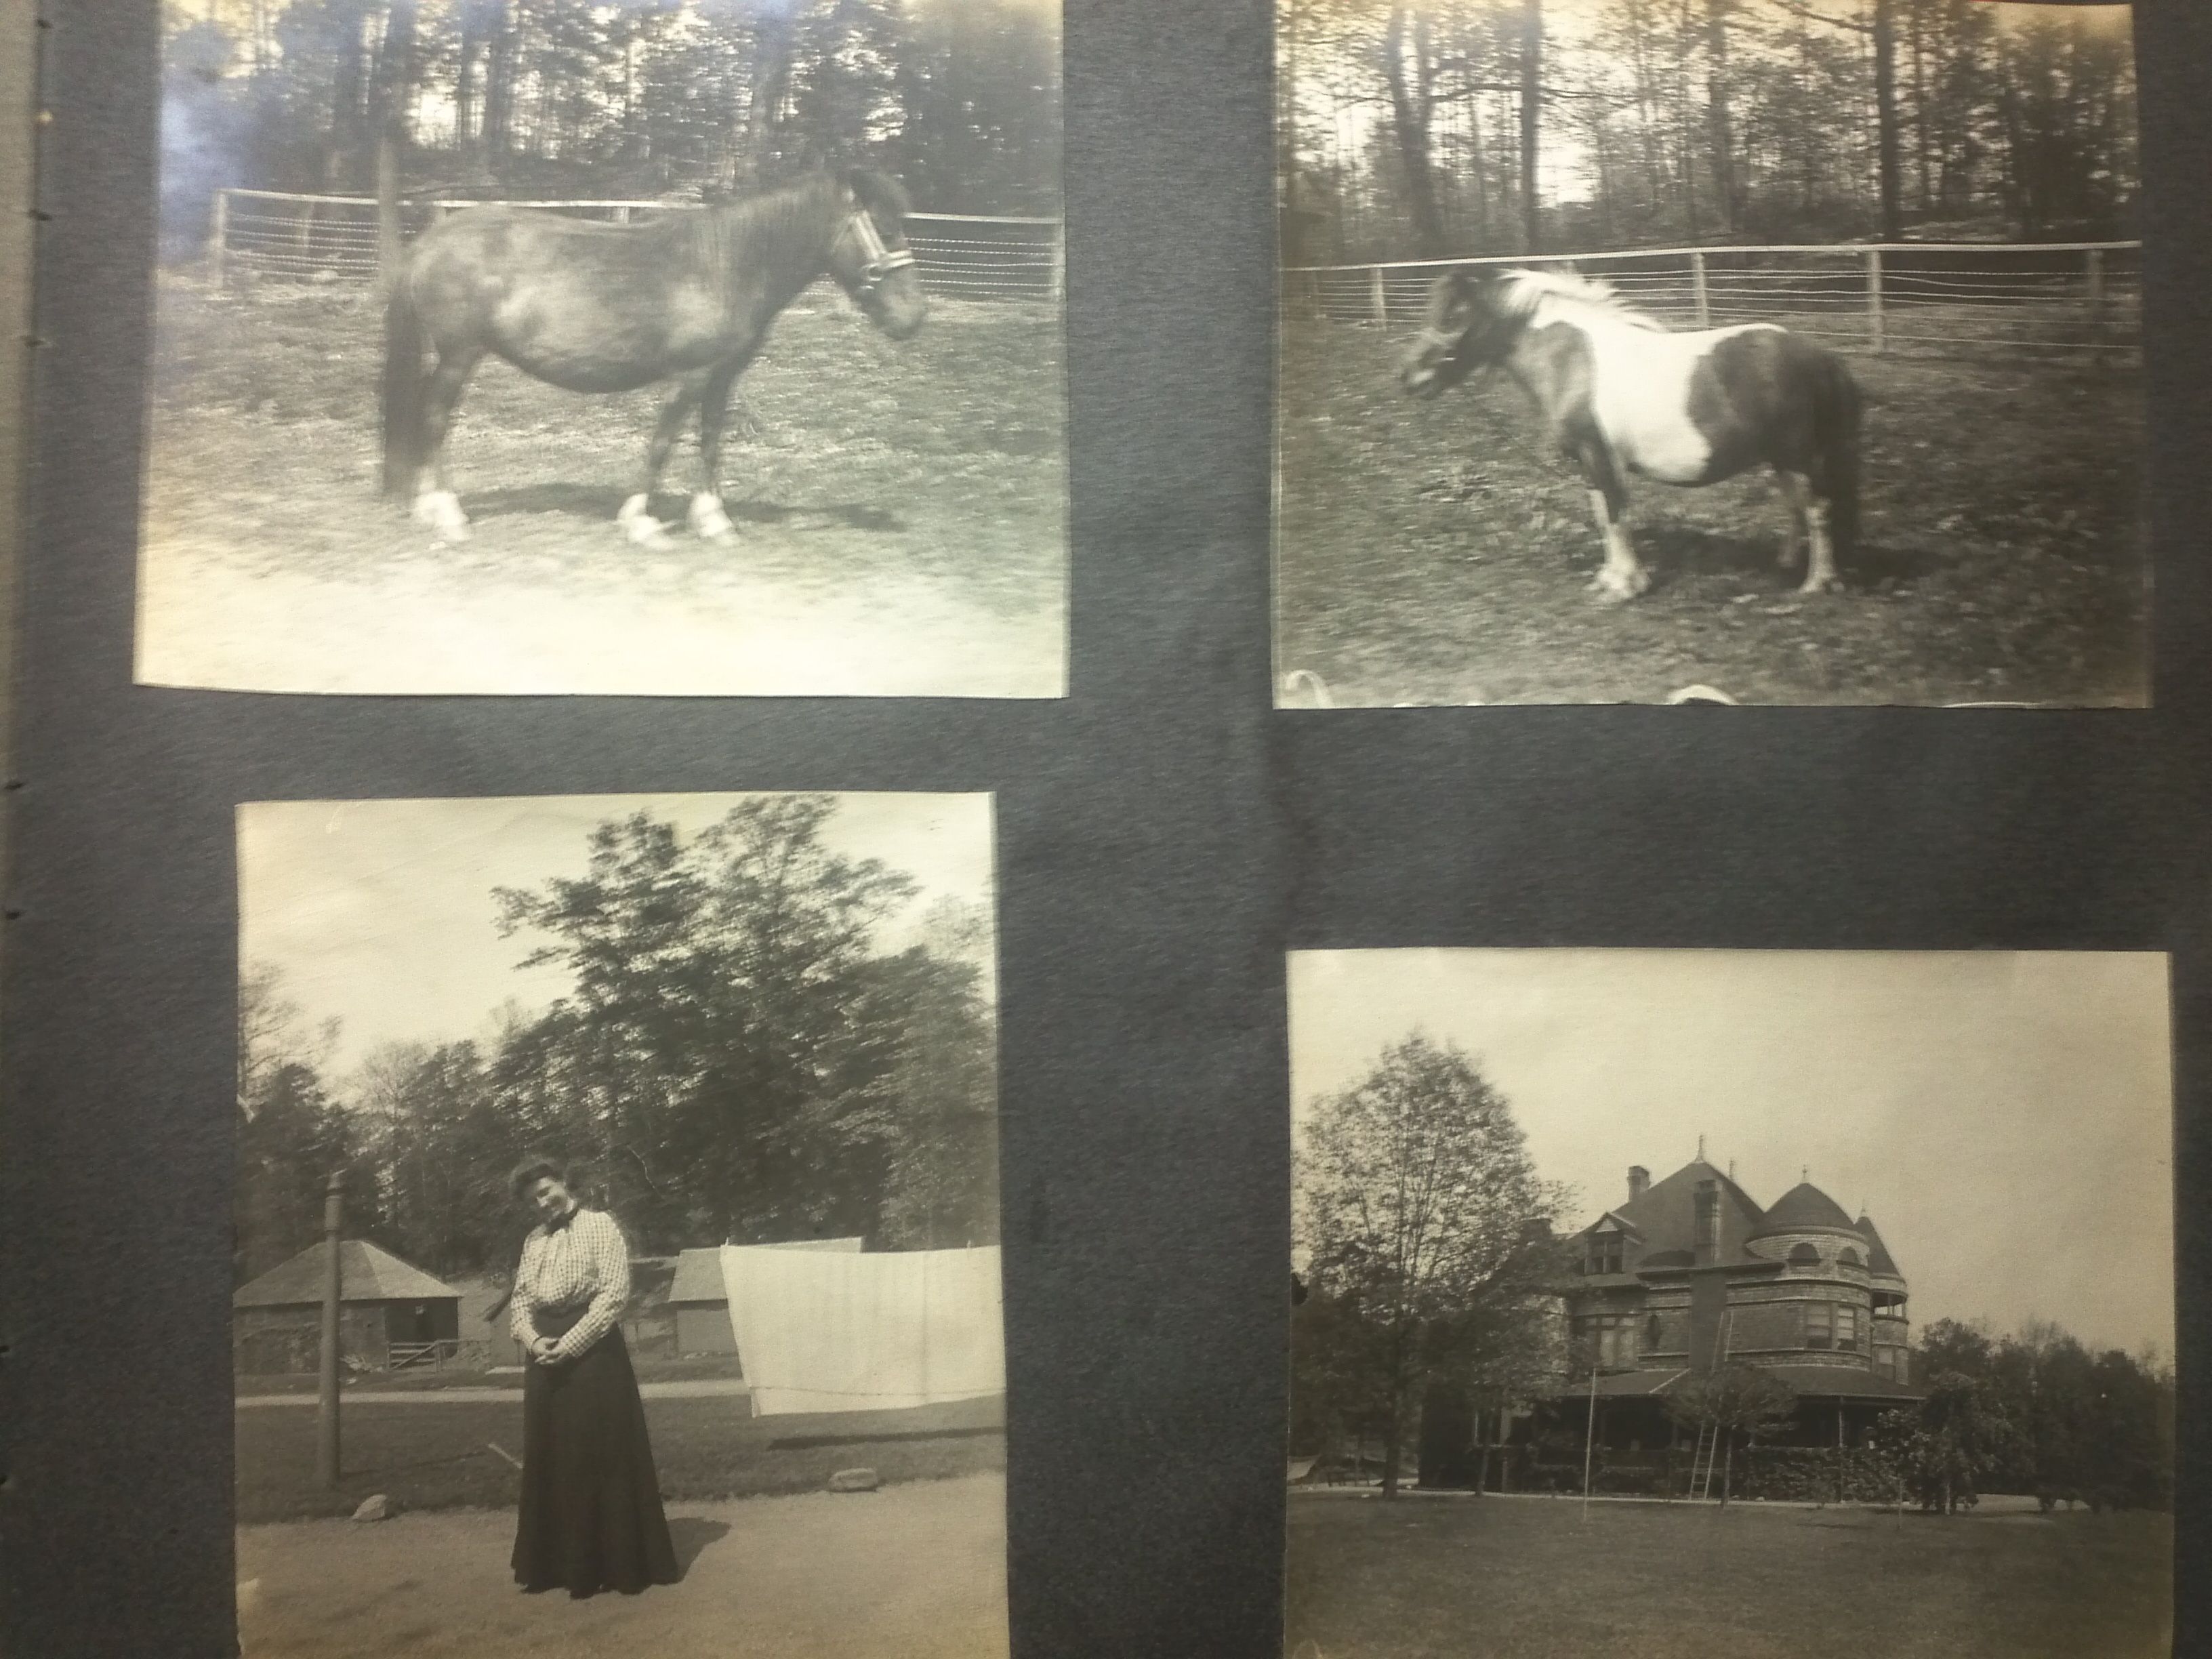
[235,1471,1008,1658]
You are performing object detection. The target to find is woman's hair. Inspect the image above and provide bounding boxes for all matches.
[508,1153,567,1201]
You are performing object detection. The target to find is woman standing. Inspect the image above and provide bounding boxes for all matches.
[506,1156,680,1597]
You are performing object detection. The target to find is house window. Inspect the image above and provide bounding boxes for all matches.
[1587,1235,1623,1275]
[1804,1302,1834,1350]
[1645,1313,1662,1353]
[1836,1304,1859,1351]
[1576,1311,1638,1369]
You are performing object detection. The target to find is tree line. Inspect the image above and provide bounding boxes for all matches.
[1279,0,2138,264]
[1877,1317,2173,1513]
[236,796,999,1288]
[161,0,1062,249]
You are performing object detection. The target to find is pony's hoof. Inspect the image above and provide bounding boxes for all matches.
[615,494,675,551]
[1586,569,1650,602]
[1797,574,1843,596]
[411,491,471,543]
[688,494,737,541]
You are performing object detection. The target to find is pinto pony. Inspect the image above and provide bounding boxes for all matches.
[381,168,926,547]
[1401,268,1861,599]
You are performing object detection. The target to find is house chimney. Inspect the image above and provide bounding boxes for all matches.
[1627,1166,1650,1204]
[1694,1179,1721,1267]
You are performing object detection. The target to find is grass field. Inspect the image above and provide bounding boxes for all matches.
[1276,317,2148,706]
[140,275,1066,695]
[1286,1492,2171,1659]
[236,1353,746,1395]
[235,1391,1005,1523]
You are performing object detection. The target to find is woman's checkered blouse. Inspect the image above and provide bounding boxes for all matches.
[510,1206,632,1361]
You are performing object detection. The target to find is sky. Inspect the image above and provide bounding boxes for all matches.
[1288,949,2173,1359]
[240,792,997,1073]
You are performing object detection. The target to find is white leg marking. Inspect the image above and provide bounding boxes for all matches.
[1799,500,1840,594]
[687,490,737,541]
[1776,472,1809,573]
[1583,489,1650,601]
[616,491,675,551]
[411,488,470,544]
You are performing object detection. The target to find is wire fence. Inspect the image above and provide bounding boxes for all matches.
[208,186,1063,303]
[1284,241,2143,362]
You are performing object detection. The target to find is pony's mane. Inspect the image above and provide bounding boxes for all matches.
[1496,267,1664,331]
[846,167,913,226]
[681,169,907,281]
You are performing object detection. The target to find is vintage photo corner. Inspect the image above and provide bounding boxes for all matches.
[1286,949,2173,1659]
[1275,0,2146,708]
[231,792,1006,1659]
[146,1,1066,698]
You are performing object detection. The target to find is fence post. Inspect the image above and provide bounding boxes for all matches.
[208,189,228,285]
[1370,264,1387,326]
[1050,224,1066,306]
[1690,250,1710,329]
[2085,247,2106,349]
[1866,248,1885,354]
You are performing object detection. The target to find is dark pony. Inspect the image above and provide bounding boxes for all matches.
[1401,267,1861,600]
[381,168,926,548]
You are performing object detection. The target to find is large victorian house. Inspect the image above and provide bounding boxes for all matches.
[1420,1153,1924,1487]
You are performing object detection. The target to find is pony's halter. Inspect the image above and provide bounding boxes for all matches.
[843,207,916,298]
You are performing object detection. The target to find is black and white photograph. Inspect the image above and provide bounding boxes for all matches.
[230,792,1006,1658]
[146,1,1065,696]
[1275,0,2146,706]
[1287,949,2173,1658]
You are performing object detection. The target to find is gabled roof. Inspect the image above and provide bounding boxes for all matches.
[668,1237,865,1302]
[1575,1159,1765,1267]
[233,1240,459,1309]
[1748,1181,1858,1240]
[1854,1214,1902,1277]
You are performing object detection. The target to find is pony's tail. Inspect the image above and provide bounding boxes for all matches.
[1817,354,1862,565]
[380,270,425,500]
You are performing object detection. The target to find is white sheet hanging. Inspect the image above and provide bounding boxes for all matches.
[718,1244,1005,1416]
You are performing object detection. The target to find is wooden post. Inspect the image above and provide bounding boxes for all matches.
[1690,250,1710,329]
[208,188,228,285]
[316,1172,345,1489]
[1050,224,1065,306]
[1370,264,1387,327]
[1866,247,1885,354]
[2085,247,2106,352]
[1580,1365,1599,1521]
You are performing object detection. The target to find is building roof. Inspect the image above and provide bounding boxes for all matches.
[1751,1364,1924,1402]
[233,1240,459,1309]
[1748,1181,1859,1240]
[1575,1159,1765,1268]
[668,1237,865,1303]
[1548,1364,1923,1404]
[670,1247,727,1303]
[1854,1214,1902,1277]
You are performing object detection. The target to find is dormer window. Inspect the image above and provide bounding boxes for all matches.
[1587,1236,1624,1275]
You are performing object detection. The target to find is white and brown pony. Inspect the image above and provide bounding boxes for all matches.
[1401,268,1861,600]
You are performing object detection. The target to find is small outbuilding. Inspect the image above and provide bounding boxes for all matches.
[232,1240,461,1375]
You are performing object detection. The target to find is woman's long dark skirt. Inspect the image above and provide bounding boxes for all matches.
[512,1328,681,1597]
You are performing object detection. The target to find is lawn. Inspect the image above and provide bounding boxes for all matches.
[1275,315,2148,706]
[236,1391,1005,1523]
[1285,1492,2171,1659]
[235,1353,746,1395]
[137,274,1067,695]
